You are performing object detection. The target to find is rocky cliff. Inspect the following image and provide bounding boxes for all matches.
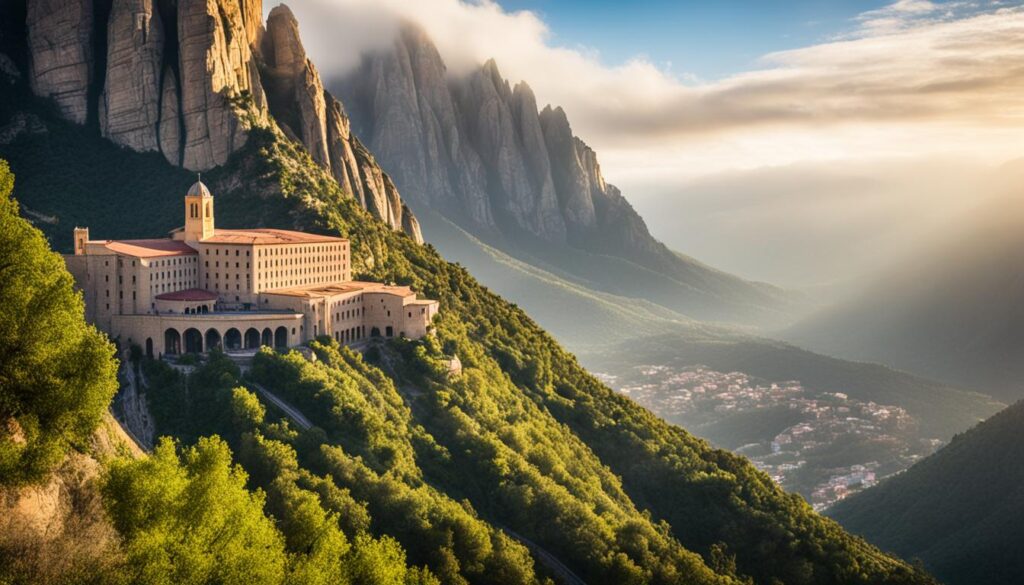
[337,26,709,263]
[260,5,417,238]
[336,24,795,323]
[19,0,419,241]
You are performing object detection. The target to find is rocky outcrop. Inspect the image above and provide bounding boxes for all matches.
[100,0,164,152]
[260,5,329,168]
[343,25,493,231]
[177,0,267,171]
[539,105,596,235]
[452,60,566,241]
[20,0,421,242]
[401,203,423,243]
[158,66,182,165]
[338,24,667,254]
[261,4,420,241]
[26,0,93,125]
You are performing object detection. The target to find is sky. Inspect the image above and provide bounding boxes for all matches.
[280,0,1024,287]
[494,0,896,80]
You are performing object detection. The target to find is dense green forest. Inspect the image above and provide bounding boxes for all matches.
[0,60,941,583]
[830,400,1024,585]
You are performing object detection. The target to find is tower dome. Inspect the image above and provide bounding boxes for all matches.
[187,178,211,197]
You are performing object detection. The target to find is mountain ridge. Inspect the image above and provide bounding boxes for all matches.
[334,23,800,328]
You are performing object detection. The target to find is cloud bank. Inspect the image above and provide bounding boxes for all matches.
[280,0,1024,176]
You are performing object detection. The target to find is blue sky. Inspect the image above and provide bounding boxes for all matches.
[499,0,897,79]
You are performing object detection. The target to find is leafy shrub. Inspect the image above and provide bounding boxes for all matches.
[0,161,118,485]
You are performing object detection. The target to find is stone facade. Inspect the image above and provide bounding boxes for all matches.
[64,180,438,357]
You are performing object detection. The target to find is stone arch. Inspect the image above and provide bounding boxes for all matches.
[205,328,222,352]
[261,328,273,347]
[164,329,180,355]
[274,326,288,349]
[244,328,260,349]
[184,328,203,354]
[224,328,242,350]
[370,326,381,338]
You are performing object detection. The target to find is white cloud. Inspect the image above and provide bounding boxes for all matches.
[278,0,1024,180]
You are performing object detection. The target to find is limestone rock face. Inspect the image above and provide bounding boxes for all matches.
[454,60,566,241]
[240,0,263,48]
[26,0,93,125]
[261,5,329,168]
[401,204,423,243]
[339,22,677,259]
[509,81,564,240]
[539,105,596,236]
[260,5,420,241]
[100,0,164,152]
[342,25,493,231]
[177,0,267,171]
[158,66,182,165]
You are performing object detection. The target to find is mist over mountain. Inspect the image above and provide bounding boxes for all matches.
[785,163,1024,402]
[332,24,800,328]
[624,159,1003,289]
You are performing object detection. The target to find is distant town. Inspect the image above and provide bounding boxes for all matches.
[595,365,944,509]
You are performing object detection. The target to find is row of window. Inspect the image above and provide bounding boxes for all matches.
[334,308,365,321]
[149,257,195,267]
[205,248,250,257]
[257,244,345,257]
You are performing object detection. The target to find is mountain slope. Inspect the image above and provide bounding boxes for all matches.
[335,24,799,328]
[829,400,1024,585]
[0,50,940,585]
[408,199,1004,509]
[417,209,1000,439]
[785,179,1024,402]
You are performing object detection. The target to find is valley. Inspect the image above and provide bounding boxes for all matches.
[593,364,940,509]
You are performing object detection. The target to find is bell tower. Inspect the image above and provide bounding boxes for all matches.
[184,176,215,242]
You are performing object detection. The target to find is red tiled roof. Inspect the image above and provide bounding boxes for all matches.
[103,239,197,258]
[155,288,219,301]
[200,229,347,245]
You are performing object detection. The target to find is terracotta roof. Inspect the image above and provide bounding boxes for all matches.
[264,281,416,299]
[103,239,198,258]
[155,288,219,301]
[200,229,347,245]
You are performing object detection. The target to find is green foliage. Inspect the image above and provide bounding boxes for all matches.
[102,437,288,585]
[830,400,1024,585]
[102,433,437,585]
[0,160,118,485]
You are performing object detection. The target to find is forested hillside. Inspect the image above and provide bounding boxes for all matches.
[830,400,1024,585]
